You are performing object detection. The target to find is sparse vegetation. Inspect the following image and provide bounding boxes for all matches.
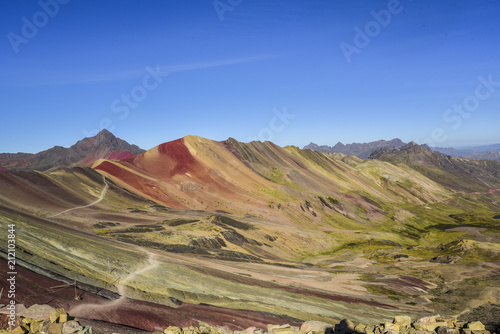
[95,228,111,235]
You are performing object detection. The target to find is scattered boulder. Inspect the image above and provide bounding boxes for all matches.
[268,324,294,334]
[300,321,335,334]
[466,322,486,331]
[199,322,214,334]
[244,327,257,334]
[11,327,25,334]
[394,316,412,330]
[436,326,459,334]
[364,325,376,334]
[48,322,65,334]
[181,326,199,334]
[19,304,55,321]
[335,319,356,334]
[413,322,448,332]
[355,323,367,334]
[62,320,83,334]
[165,326,183,334]
[436,318,457,328]
[407,329,428,334]
[417,315,441,323]
[453,322,467,329]
[50,308,68,324]
[29,319,44,333]
[384,322,399,332]
[18,317,44,333]
[2,307,91,334]
[0,308,494,334]
[383,330,399,334]
[79,326,93,334]
[374,324,384,334]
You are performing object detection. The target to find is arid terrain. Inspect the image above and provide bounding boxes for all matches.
[1,131,499,332]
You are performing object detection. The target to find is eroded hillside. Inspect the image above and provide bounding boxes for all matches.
[1,136,499,330]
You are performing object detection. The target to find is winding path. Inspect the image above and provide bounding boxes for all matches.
[70,249,160,315]
[52,176,109,217]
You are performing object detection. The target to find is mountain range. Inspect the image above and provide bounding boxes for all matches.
[3,133,499,173]
[303,139,405,159]
[304,139,500,161]
[369,141,500,192]
[433,143,500,158]
[0,130,499,332]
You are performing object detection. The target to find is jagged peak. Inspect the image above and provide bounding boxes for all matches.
[400,141,432,152]
[405,141,418,147]
[369,141,434,160]
[94,129,119,145]
[97,128,114,136]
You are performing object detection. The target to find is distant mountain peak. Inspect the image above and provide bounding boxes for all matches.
[369,141,500,192]
[402,141,424,149]
[303,138,405,159]
[369,141,431,159]
[98,128,113,135]
[433,143,500,161]
[0,130,145,171]
[303,142,320,150]
[95,128,115,139]
[399,141,432,153]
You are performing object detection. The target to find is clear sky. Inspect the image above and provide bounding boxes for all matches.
[1,0,499,153]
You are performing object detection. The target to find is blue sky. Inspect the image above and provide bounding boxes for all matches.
[1,0,499,153]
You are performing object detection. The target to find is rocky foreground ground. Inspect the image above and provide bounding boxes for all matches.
[0,304,498,334]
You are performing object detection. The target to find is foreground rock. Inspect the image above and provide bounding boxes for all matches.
[0,306,92,334]
[164,316,494,334]
[0,308,496,334]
